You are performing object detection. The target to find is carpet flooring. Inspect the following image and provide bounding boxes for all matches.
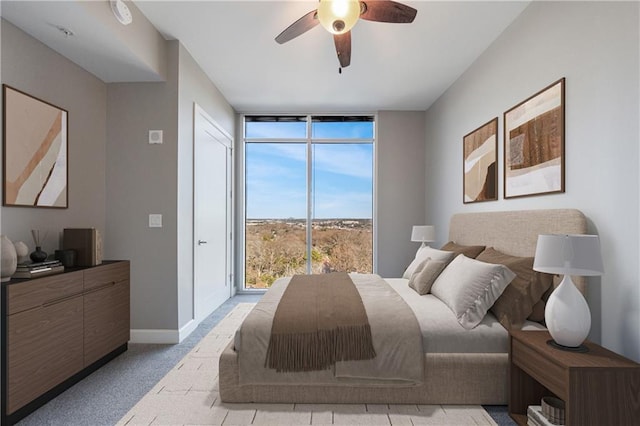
[16,295,515,426]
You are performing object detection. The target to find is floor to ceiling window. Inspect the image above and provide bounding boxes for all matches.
[243,115,375,289]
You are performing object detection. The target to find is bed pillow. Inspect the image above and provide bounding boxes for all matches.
[408,258,447,295]
[407,257,430,290]
[440,241,486,259]
[476,247,554,329]
[402,246,455,279]
[431,254,516,330]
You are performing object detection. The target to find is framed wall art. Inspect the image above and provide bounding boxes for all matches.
[463,117,498,203]
[504,78,565,199]
[3,85,68,208]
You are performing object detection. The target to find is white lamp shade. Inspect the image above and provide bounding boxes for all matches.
[411,225,435,243]
[533,234,604,276]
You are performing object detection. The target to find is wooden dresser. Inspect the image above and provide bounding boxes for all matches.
[1,260,130,425]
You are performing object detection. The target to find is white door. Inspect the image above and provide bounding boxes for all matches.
[194,104,232,322]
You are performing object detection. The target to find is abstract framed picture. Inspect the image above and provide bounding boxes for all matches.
[504,78,565,199]
[3,85,68,208]
[463,117,498,203]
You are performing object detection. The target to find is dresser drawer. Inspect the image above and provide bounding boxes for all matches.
[84,261,129,291]
[512,339,568,400]
[6,271,84,315]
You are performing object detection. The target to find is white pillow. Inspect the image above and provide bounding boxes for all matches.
[402,246,454,279]
[431,254,516,330]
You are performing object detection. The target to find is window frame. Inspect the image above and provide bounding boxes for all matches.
[238,113,378,292]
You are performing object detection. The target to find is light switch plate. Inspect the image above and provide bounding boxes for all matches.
[149,214,162,228]
[149,130,163,144]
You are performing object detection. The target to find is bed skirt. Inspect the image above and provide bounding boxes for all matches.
[219,340,508,404]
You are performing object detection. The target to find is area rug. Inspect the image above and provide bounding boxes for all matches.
[117,303,498,426]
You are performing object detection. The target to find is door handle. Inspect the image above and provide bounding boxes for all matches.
[198,240,208,245]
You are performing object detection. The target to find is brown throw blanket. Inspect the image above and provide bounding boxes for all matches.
[264,272,376,372]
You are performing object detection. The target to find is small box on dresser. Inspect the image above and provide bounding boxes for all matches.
[62,228,103,266]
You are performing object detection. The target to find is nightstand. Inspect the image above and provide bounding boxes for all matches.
[509,330,640,426]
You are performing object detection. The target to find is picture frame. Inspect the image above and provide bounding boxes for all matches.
[3,85,68,208]
[504,78,565,199]
[463,117,498,203]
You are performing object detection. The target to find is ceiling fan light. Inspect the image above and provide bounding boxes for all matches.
[317,0,360,35]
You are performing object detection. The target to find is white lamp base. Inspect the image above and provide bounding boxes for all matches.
[544,274,591,350]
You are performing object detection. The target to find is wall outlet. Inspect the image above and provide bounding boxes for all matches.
[148,130,163,144]
[149,214,162,228]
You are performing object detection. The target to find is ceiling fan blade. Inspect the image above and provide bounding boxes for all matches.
[275,9,320,44]
[334,32,352,68]
[360,0,417,23]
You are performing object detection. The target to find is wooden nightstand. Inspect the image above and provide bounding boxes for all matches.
[509,330,640,426]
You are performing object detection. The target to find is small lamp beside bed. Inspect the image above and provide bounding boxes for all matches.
[533,234,604,352]
[411,225,435,248]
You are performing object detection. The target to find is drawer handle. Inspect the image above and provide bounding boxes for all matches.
[42,291,85,307]
[84,281,117,295]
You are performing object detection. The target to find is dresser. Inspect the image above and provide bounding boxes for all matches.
[1,260,130,425]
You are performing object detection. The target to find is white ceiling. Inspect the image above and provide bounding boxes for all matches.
[2,1,531,113]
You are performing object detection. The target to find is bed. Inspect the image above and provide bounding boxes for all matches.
[220,209,588,404]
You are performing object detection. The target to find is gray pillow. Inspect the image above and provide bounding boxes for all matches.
[402,246,455,279]
[431,254,516,329]
[409,259,447,295]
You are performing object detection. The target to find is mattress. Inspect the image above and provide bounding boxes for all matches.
[386,278,545,353]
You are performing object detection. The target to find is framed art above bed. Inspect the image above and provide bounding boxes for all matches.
[463,117,498,203]
[504,78,565,199]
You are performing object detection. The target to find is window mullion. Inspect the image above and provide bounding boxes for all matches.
[306,115,313,274]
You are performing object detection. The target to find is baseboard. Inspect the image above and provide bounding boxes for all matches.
[178,319,198,342]
[130,319,198,344]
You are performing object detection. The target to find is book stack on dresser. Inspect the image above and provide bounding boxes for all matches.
[12,260,63,279]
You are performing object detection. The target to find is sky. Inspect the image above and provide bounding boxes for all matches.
[245,120,374,219]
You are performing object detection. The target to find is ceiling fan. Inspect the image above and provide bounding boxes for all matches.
[275,0,417,72]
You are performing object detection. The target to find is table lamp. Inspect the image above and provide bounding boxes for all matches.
[533,234,604,352]
[411,225,435,248]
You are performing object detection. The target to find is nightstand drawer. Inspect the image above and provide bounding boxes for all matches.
[512,339,568,399]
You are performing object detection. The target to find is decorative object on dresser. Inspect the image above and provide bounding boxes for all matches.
[411,225,435,248]
[509,330,640,426]
[533,234,603,351]
[463,117,498,203]
[12,241,29,264]
[63,228,103,266]
[1,260,130,425]
[2,85,68,208]
[54,248,77,267]
[1,235,18,282]
[29,229,48,262]
[504,78,565,199]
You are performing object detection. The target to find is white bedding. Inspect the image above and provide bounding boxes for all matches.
[386,278,545,353]
[235,277,545,355]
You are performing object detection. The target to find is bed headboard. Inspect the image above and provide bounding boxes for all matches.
[448,209,588,292]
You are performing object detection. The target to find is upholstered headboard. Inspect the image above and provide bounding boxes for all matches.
[448,209,588,293]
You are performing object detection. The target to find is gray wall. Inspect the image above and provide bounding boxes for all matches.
[377,111,426,278]
[1,20,107,257]
[106,41,236,336]
[176,44,236,328]
[424,1,640,361]
[106,42,179,332]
